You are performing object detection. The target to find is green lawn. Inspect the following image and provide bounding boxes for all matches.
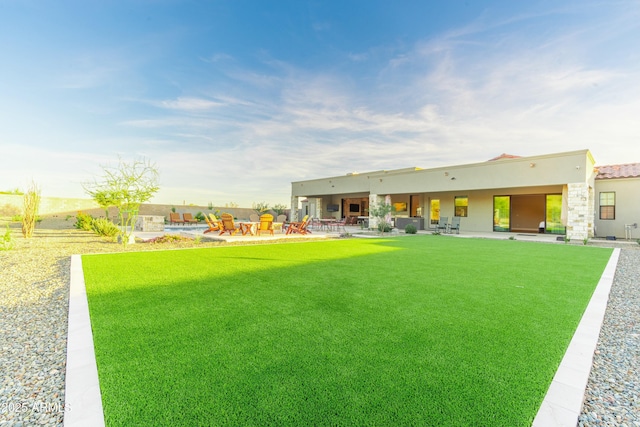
[82,237,613,426]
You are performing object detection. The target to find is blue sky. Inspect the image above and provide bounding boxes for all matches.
[1,1,639,207]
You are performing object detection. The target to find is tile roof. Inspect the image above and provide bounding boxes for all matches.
[486,153,522,161]
[595,163,640,179]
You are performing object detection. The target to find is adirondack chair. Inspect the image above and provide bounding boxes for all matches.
[256,214,274,236]
[169,212,184,225]
[203,214,222,234]
[286,215,311,235]
[219,213,242,236]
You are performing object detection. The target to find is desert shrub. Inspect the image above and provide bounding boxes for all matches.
[377,223,392,233]
[91,217,120,237]
[22,182,41,238]
[75,212,94,231]
[404,224,417,234]
[1,226,14,251]
[75,212,119,237]
[146,234,193,244]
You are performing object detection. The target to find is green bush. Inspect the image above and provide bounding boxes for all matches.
[75,212,94,231]
[404,224,417,234]
[195,212,206,222]
[1,226,14,251]
[91,217,120,237]
[74,212,119,237]
[377,222,392,233]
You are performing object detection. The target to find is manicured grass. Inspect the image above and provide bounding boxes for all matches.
[82,237,613,426]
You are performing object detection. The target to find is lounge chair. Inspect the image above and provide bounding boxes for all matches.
[219,213,243,236]
[256,214,274,236]
[169,212,184,225]
[449,217,461,234]
[436,216,449,233]
[183,213,198,225]
[286,215,311,235]
[203,214,221,234]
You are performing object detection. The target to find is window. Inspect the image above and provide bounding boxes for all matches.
[430,199,440,224]
[454,196,468,217]
[599,192,615,220]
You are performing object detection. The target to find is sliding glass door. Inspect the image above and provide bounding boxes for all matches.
[545,194,565,234]
[493,196,510,232]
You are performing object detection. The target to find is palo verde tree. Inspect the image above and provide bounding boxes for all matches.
[271,203,287,217]
[84,157,159,246]
[92,189,119,220]
[252,201,270,215]
[368,200,396,235]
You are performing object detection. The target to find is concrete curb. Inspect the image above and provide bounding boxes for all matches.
[63,255,105,427]
[532,248,620,426]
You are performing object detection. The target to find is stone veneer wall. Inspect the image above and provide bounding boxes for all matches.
[565,183,594,240]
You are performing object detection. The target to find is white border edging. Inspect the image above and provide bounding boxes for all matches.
[63,255,105,427]
[62,248,621,427]
[532,248,621,427]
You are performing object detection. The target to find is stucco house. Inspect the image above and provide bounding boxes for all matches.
[290,149,640,241]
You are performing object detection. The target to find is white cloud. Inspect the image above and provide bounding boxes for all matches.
[157,97,224,111]
[11,2,637,207]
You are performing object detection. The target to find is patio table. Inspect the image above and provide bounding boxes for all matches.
[238,222,259,236]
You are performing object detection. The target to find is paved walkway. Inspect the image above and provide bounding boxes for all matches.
[137,224,639,248]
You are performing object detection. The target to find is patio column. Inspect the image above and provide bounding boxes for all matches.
[310,198,323,219]
[290,195,299,222]
[368,194,383,230]
[565,183,593,241]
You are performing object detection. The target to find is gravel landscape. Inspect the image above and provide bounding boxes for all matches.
[0,217,638,426]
